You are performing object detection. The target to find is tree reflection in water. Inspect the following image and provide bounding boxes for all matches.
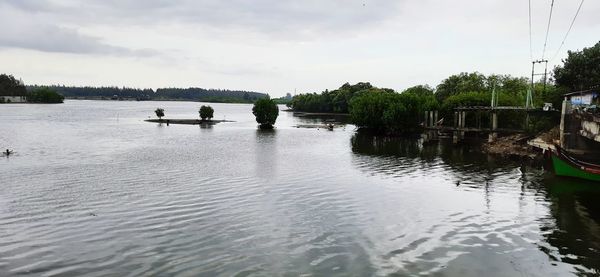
[350,132,600,274]
[542,177,600,275]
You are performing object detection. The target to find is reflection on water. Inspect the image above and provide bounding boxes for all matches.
[351,132,600,275]
[350,132,517,181]
[542,177,600,275]
[0,101,599,276]
[255,129,277,179]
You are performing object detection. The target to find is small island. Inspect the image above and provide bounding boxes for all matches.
[145,106,235,125]
[144,119,235,125]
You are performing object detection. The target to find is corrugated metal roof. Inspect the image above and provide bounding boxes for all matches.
[563,89,599,97]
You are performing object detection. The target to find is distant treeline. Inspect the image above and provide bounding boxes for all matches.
[1,74,64,103]
[26,85,268,103]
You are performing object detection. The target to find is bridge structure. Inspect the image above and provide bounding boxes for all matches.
[422,106,558,144]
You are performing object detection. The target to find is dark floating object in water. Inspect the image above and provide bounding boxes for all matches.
[295,123,343,130]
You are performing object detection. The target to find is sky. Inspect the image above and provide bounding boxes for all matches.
[1,0,599,97]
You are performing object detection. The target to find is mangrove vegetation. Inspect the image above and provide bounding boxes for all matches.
[285,47,596,134]
[27,87,65,103]
[253,98,279,129]
[199,105,215,120]
[155,108,165,119]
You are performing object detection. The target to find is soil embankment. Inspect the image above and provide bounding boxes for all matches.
[481,127,559,161]
[145,119,235,125]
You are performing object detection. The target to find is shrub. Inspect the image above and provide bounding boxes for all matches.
[199,105,214,120]
[155,108,165,119]
[27,87,64,103]
[252,98,279,129]
[349,89,438,134]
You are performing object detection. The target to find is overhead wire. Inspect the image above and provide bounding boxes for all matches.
[528,0,533,62]
[541,0,555,60]
[550,0,585,62]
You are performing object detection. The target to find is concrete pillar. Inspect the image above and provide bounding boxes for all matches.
[433,111,439,140]
[453,111,459,144]
[488,111,498,142]
[429,111,434,128]
[422,111,429,142]
[460,111,466,140]
[559,100,571,148]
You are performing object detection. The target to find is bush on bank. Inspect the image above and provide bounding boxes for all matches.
[27,87,64,103]
[349,89,438,134]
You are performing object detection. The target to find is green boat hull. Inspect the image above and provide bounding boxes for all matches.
[551,155,600,182]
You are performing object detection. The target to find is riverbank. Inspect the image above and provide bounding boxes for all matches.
[287,111,350,117]
[145,119,235,125]
[481,128,560,162]
[482,134,541,161]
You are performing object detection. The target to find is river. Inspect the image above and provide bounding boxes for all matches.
[1,100,599,276]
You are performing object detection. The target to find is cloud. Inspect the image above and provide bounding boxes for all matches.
[2,0,599,95]
[4,0,405,39]
[0,24,135,55]
[0,2,157,56]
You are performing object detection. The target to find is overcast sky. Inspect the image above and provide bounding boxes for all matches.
[1,0,598,96]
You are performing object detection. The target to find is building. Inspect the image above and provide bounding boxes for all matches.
[0,76,28,103]
[0,90,27,103]
[564,89,599,106]
[0,93,27,103]
[561,88,600,149]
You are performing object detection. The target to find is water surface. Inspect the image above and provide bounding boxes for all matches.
[1,100,599,276]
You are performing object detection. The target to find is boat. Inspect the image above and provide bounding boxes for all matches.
[548,146,600,182]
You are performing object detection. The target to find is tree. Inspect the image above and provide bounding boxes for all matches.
[27,87,64,103]
[349,88,438,134]
[402,85,434,97]
[0,74,27,97]
[435,72,487,102]
[349,90,396,131]
[553,41,600,91]
[252,98,279,129]
[289,82,388,113]
[155,108,165,119]
[199,105,214,120]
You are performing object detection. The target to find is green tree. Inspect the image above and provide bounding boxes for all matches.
[252,98,279,129]
[488,75,529,97]
[27,87,65,103]
[0,74,27,97]
[155,108,165,119]
[199,105,214,120]
[290,82,389,113]
[553,41,600,91]
[435,72,487,102]
[349,90,394,131]
[349,89,438,134]
[402,85,434,97]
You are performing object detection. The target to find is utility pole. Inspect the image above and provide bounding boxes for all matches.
[490,83,498,108]
[529,59,548,109]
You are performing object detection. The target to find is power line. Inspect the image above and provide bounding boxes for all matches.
[541,0,555,60]
[550,0,585,62]
[528,0,533,61]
